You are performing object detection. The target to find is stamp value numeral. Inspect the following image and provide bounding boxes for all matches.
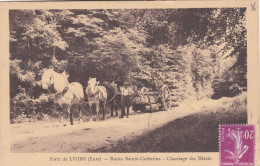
[244,130,254,139]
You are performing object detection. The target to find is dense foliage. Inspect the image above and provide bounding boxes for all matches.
[10,8,247,122]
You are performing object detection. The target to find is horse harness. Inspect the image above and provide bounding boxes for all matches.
[52,83,70,97]
[87,86,106,101]
[107,92,121,102]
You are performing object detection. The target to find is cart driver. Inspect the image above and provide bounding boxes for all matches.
[121,82,134,118]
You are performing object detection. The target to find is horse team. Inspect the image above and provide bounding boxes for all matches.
[41,68,133,126]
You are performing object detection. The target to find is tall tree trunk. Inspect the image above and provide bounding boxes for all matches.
[53,46,56,59]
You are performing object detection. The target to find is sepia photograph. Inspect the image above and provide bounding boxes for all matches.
[0,1,259,166]
[8,8,249,153]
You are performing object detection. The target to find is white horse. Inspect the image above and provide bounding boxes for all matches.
[41,68,84,125]
[85,77,107,120]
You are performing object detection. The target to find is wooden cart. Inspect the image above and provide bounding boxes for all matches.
[131,85,175,112]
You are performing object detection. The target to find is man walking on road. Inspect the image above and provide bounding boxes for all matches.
[121,82,134,118]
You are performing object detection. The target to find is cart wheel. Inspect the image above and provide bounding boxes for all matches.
[161,85,171,111]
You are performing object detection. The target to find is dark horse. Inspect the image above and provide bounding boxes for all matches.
[102,81,122,117]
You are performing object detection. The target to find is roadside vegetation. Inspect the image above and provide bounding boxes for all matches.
[89,92,247,152]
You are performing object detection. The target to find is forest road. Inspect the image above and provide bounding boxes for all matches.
[11,100,218,152]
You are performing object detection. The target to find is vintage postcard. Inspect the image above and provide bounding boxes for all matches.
[0,1,259,166]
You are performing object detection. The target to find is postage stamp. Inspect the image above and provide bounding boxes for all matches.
[219,125,255,166]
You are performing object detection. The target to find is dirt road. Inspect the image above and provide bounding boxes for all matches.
[11,100,218,152]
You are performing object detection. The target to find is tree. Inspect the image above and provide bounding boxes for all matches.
[10,8,247,101]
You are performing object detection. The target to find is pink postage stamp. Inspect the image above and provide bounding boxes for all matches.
[219,125,255,166]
